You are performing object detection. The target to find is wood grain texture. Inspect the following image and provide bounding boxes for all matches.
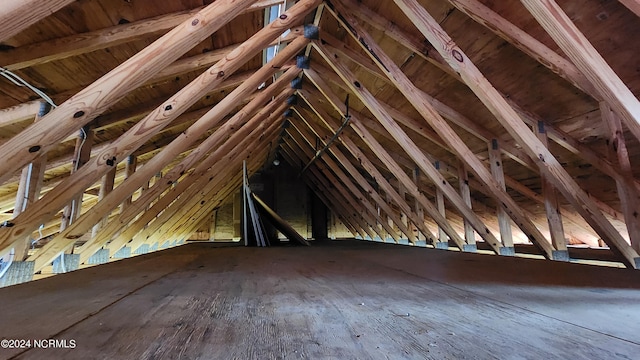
[3,8,312,263]
[2,242,640,359]
[0,0,259,186]
[0,0,75,42]
[392,0,639,268]
[520,0,640,145]
[0,0,282,71]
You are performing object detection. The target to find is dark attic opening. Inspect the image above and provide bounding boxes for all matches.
[0,0,640,359]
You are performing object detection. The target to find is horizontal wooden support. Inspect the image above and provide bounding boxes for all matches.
[0,0,259,186]
[0,3,315,256]
[0,0,283,71]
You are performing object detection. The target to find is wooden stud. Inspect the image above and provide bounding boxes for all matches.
[300,73,470,250]
[457,163,476,247]
[488,140,515,250]
[0,0,261,185]
[389,0,639,268]
[0,9,313,255]
[535,123,568,256]
[601,102,640,253]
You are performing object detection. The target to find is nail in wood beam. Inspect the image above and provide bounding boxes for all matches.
[391,0,639,268]
[0,0,261,185]
[520,0,640,145]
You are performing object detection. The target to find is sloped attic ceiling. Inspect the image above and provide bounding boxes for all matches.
[0,0,639,273]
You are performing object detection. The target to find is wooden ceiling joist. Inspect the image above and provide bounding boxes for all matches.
[0,0,283,71]
[0,0,259,185]
[28,62,303,269]
[0,0,316,257]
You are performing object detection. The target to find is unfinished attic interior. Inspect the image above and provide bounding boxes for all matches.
[1,0,640,358]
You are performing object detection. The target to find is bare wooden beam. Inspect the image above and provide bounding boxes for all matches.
[322,7,547,256]
[457,163,476,248]
[77,87,295,265]
[302,70,472,250]
[0,2,315,255]
[341,0,640,195]
[446,0,600,99]
[295,104,437,243]
[0,0,260,185]
[391,0,639,268]
[487,140,514,251]
[535,123,568,259]
[619,0,640,17]
[601,102,640,253]
[520,0,640,144]
[0,0,75,42]
[0,0,283,71]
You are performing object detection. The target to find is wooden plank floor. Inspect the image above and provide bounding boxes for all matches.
[1,241,640,359]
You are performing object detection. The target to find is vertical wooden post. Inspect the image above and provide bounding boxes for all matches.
[601,102,640,253]
[412,168,425,242]
[535,122,568,260]
[120,155,138,213]
[91,166,117,238]
[457,163,476,251]
[488,139,515,255]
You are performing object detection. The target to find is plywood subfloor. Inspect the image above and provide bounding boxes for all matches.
[1,241,640,359]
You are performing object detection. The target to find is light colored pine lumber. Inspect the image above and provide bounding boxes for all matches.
[487,140,514,248]
[446,0,600,99]
[0,0,75,42]
[391,0,639,268]
[601,102,640,253]
[79,88,294,264]
[0,0,260,185]
[0,0,283,71]
[520,0,640,145]
[294,103,437,242]
[0,2,315,256]
[302,70,471,250]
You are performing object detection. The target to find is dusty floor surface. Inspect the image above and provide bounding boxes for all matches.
[1,240,639,359]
